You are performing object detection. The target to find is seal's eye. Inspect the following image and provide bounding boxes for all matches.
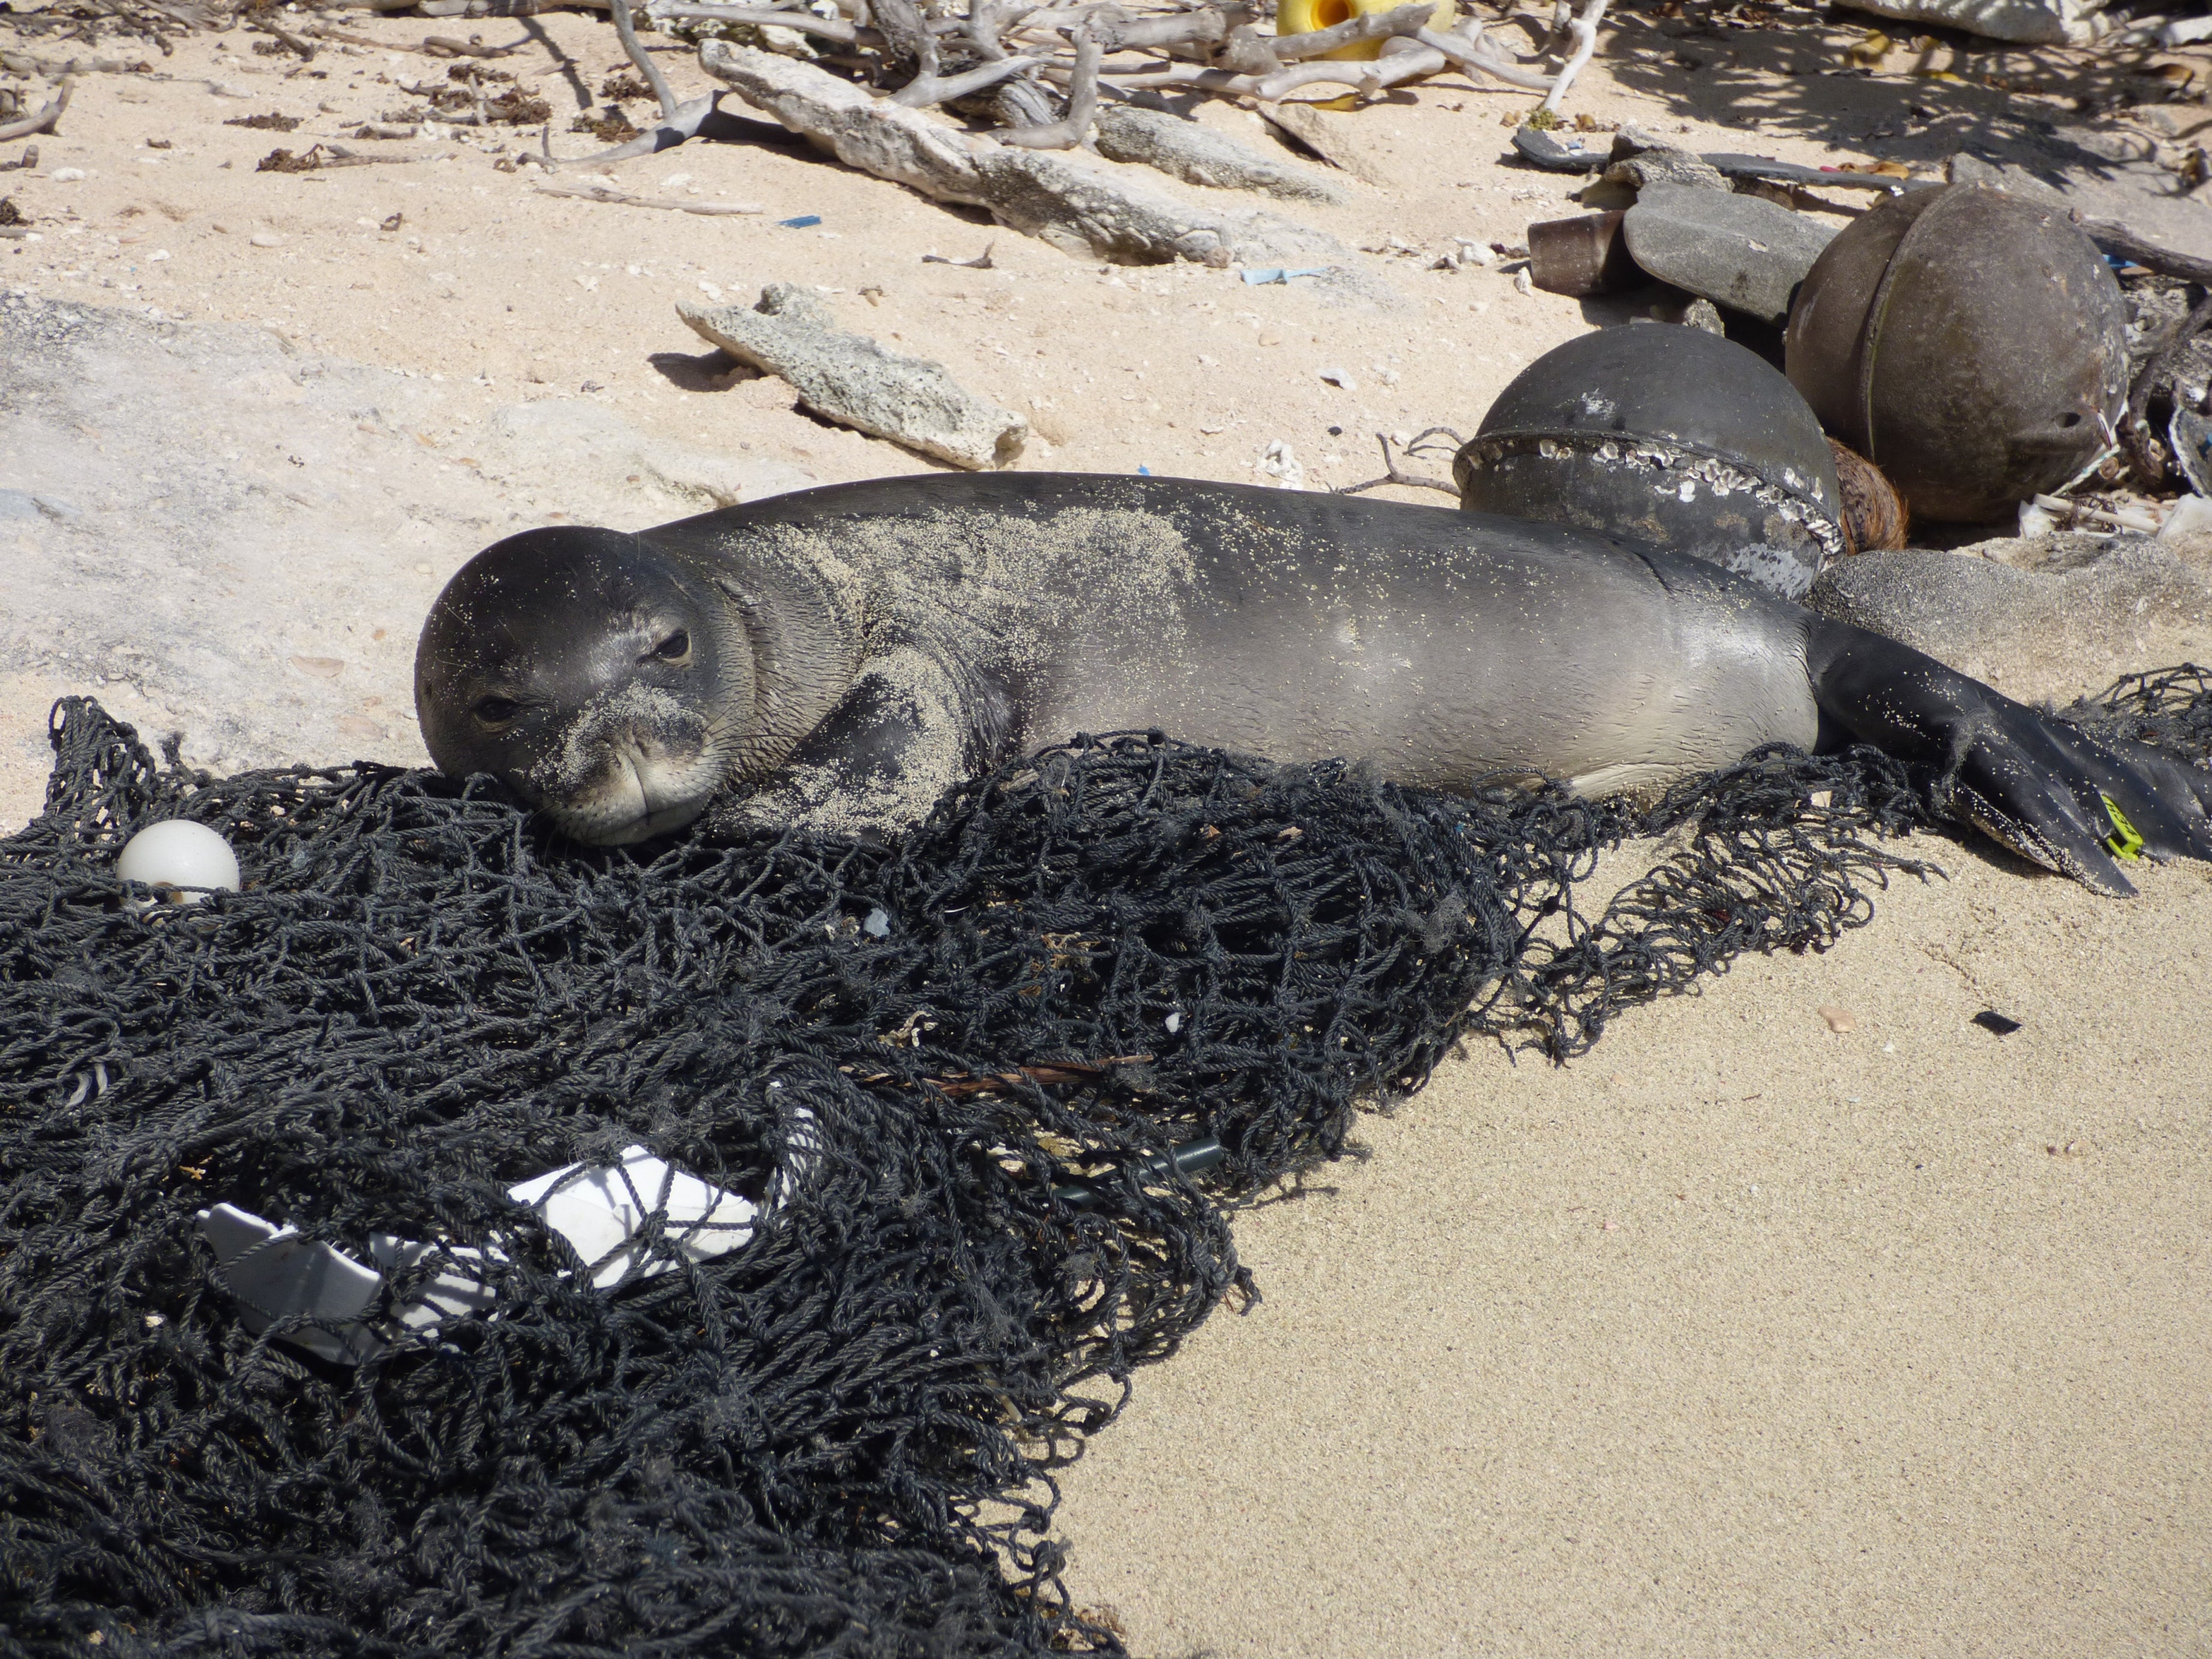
[473,694,521,725]
[651,629,691,663]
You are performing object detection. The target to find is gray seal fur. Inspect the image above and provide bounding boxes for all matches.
[416,472,2212,896]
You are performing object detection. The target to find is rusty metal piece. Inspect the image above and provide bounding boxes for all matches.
[1527,211,1635,297]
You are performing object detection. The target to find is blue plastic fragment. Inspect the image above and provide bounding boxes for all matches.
[778,214,823,229]
[1138,465,1153,476]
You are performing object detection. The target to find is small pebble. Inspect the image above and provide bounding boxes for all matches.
[49,167,86,182]
[1512,268,1534,295]
[250,233,285,248]
[1817,1004,1857,1034]
[1319,367,1356,391]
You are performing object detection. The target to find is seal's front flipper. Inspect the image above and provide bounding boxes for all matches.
[1806,618,2212,897]
[707,641,988,839]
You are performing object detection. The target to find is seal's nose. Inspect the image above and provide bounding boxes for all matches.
[526,694,725,846]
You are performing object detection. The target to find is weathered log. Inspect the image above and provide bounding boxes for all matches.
[698,40,1372,278]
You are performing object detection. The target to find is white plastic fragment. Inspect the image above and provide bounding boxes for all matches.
[196,1203,386,1365]
[368,1235,503,1333]
[199,1118,823,1356]
[2160,494,2212,543]
[509,1145,766,1288]
[2018,498,2060,538]
[863,906,892,938]
[117,820,239,907]
[1164,1010,1183,1034]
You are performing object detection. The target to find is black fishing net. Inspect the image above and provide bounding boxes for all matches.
[4,671,2208,1658]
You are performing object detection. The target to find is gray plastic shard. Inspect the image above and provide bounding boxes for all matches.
[196,1203,386,1365]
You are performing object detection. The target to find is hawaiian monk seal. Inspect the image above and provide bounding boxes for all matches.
[415,473,2212,896]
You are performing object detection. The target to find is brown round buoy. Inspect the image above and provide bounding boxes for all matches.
[1784,182,2128,524]
[1827,438,1909,554]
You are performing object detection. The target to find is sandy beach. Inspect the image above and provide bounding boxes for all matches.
[4,1,2209,1650]
[1057,845,2212,1655]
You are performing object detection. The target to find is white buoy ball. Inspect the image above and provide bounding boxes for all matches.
[116,820,241,907]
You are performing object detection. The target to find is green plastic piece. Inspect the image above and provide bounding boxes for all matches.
[2100,794,2145,862]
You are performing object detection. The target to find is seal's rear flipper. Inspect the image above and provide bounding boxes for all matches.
[1805,619,2212,897]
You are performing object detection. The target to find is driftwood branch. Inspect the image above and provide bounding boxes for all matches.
[1338,430,1462,498]
[1,50,149,75]
[0,78,73,144]
[421,34,529,57]
[2126,291,2212,487]
[250,19,317,61]
[1267,2,1428,61]
[548,91,730,164]
[870,0,933,61]
[627,0,1603,169]
[1537,0,1608,112]
[1417,26,1552,90]
[699,40,1365,272]
[1106,17,1545,97]
[2074,213,2212,288]
[299,22,390,47]
[648,2,880,46]
[610,0,681,118]
[964,0,1040,58]
[895,48,1042,106]
[993,28,1097,146]
[1089,5,1236,50]
[536,178,765,212]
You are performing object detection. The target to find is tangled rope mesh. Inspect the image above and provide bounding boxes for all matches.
[4,673,2208,1657]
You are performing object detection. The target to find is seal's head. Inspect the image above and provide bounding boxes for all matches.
[415,526,745,845]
